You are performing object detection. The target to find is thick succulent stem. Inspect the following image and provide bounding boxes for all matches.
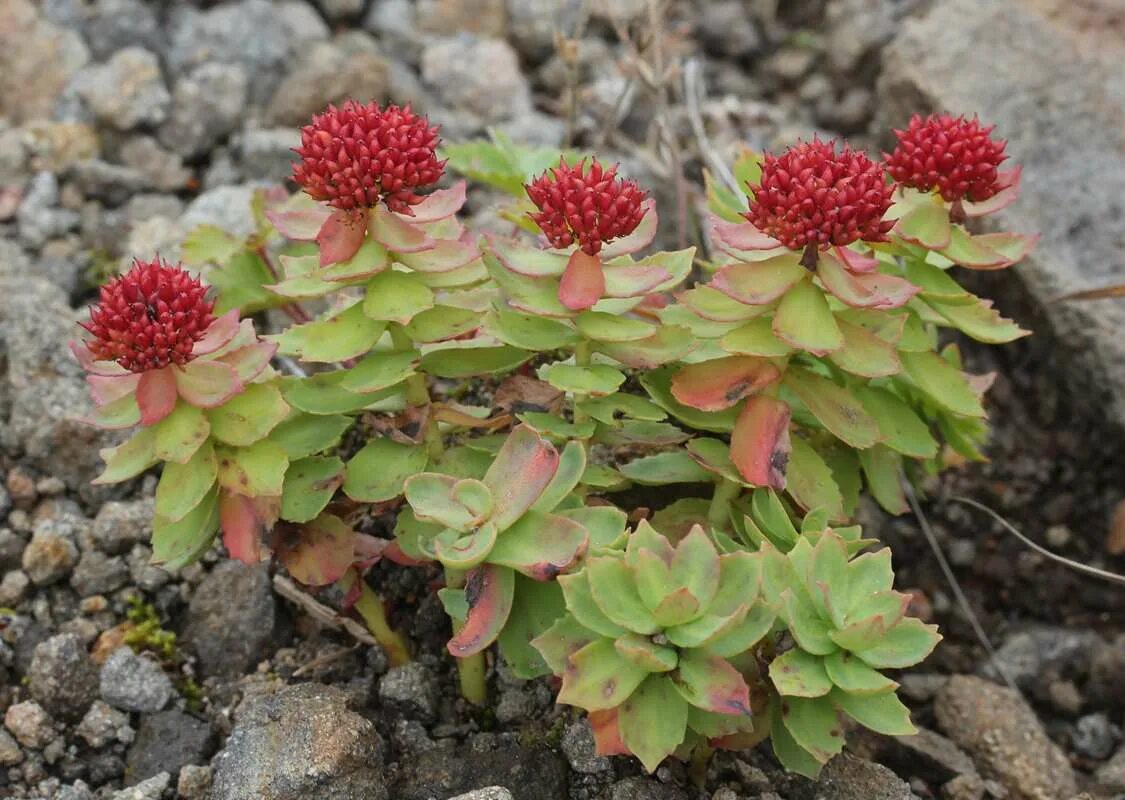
[338,569,411,667]
[707,477,741,531]
[444,567,488,706]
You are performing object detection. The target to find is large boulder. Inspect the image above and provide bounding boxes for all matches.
[877,0,1125,427]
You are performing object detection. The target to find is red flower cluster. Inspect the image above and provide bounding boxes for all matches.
[292,101,444,215]
[746,139,894,255]
[526,158,648,256]
[81,258,215,373]
[885,114,1008,203]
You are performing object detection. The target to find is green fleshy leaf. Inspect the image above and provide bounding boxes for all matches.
[153,403,211,463]
[926,296,1029,344]
[182,224,242,267]
[679,284,768,322]
[155,441,218,522]
[640,366,740,433]
[670,527,721,612]
[702,604,777,658]
[206,383,289,447]
[280,372,401,415]
[362,270,435,324]
[151,485,220,570]
[786,438,845,522]
[615,633,679,672]
[581,463,631,490]
[781,695,846,763]
[672,650,752,715]
[419,344,533,378]
[710,551,763,615]
[338,349,418,395]
[517,411,597,439]
[94,427,158,485]
[434,523,498,571]
[271,301,387,362]
[559,506,628,550]
[828,318,902,378]
[85,392,141,429]
[488,510,587,580]
[498,574,568,679]
[853,618,942,669]
[483,307,579,351]
[721,316,794,357]
[587,556,659,634]
[686,437,746,486]
[831,688,915,735]
[401,305,482,342]
[215,439,289,498]
[280,455,344,523]
[578,393,666,426]
[773,279,843,356]
[539,362,626,396]
[771,704,826,778]
[899,349,985,418]
[558,570,628,638]
[750,489,800,550]
[783,367,882,449]
[438,587,469,623]
[843,549,894,616]
[781,588,836,656]
[574,311,657,342]
[557,638,650,712]
[770,648,832,698]
[342,438,430,504]
[619,676,690,773]
[531,615,600,675]
[208,250,279,315]
[853,386,938,459]
[895,198,952,249]
[269,413,351,459]
[594,325,697,370]
[531,440,586,513]
[859,445,909,515]
[619,451,714,486]
[823,650,897,695]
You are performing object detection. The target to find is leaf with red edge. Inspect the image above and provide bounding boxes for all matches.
[817,253,919,310]
[136,367,179,425]
[488,510,588,580]
[218,341,276,383]
[267,204,332,241]
[670,356,780,412]
[590,709,630,756]
[174,361,243,408]
[398,180,467,223]
[558,638,650,711]
[483,424,560,530]
[448,563,516,657]
[962,166,1021,217]
[939,227,1011,268]
[602,263,673,298]
[191,310,242,356]
[828,318,902,378]
[83,392,142,431]
[219,491,276,565]
[783,367,882,449]
[833,245,879,274]
[595,325,696,369]
[317,208,370,266]
[87,372,140,406]
[601,199,658,258]
[559,250,605,311]
[277,512,355,587]
[488,235,569,277]
[710,217,783,253]
[731,394,791,489]
[368,205,435,253]
[710,253,807,306]
[968,232,1037,267]
[894,198,951,249]
[396,237,479,273]
[672,650,753,716]
[772,278,844,356]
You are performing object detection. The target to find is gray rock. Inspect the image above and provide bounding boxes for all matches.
[22,526,79,585]
[99,647,173,713]
[506,0,583,60]
[82,0,164,61]
[314,0,365,21]
[0,271,116,495]
[561,720,612,774]
[697,0,764,59]
[238,128,301,181]
[417,0,507,37]
[362,0,422,65]
[91,500,153,555]
[610,778,686,800]
[421,36,532,126]
[182,562,283,679]
[27,634,98,721]
[177,764,212,800]
[265,33,391,127]
[111,771,169,800]
[1073,712,1119,760]
[1088,632,1125,709]
[0,728,22,766]
[75,701,132,749]
[448,790,513,800]
[126,710,215,784]
[68,159,148,206]
[159,63,249,160]
[935,675,1077,800]
[977,625,1102,694]
[855,726,976,786]
[791,754,918,800]
[180,184,263,240]
[70,550,129,596]
[1096,744,1125,792]
[118,136,192,193]
[17,171,80,249]
[276,0,331,46]
[0,0,90,125]
[3,701,55,749]
[824,0,906,75]
[0,570,30,606]
[167,0,294,105]
[55,782,96,800]
[395,744,568,800]
[941,773,987,800]
[378,662,440,723]
[127,544,171,592]
[878,0,1125,428]
[0,528,25,571]
[209,683,387,800]
[71,47,170,131]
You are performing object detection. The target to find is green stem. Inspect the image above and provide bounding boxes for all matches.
[707,477,741,531]
[338,570,411,667]
[444,566,488,706]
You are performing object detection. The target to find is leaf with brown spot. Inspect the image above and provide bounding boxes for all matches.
[447,563,516,657]
[730,395,792,489]
[275,513,355,587]
[670,356,781,412]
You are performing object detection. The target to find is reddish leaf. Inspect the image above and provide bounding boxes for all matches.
[832,245,878,274]
[962,166,1021,217]
[317,208,370,266]
[448,563,516,657]
[673,650,753,716]
[275,513,355,587]
[601,199,658,258]
[267,204,331,241]
[219,491,276,565]
[670,356,780,412]
[589,708,630,756]
[398,180,467,223]
[368,205,435,253]
[136,367,179,425]
[87,373,140,406]
[483,425,560,529]
[191,310,241,356]
[70,340,129,377]
[730,394,791,490]
[817,253,919,310]
[173,361,243,408]
[710,254,807,306]
[710,217,783,253]
[558,250,605,311]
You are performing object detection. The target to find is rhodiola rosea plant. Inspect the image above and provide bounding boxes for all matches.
[72,100,1037,778]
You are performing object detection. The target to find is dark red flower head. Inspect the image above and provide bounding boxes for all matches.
[746,138,895,254]
[526,158,648,256]
[81,258,215,373]
[292,100,445,215]
[884,114,1008,203]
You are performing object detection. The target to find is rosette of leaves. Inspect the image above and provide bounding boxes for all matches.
[397,425,628,672]
[532,521,776,773]
[761,530,940,777]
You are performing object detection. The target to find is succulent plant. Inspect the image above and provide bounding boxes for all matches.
[761,530,940,777]
[533,521,775,773]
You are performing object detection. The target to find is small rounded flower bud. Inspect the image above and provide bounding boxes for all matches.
[526,158,648,256]
[746,139,895,255]
[81,258,215,373]
[292,100,445,214]
[884,113,1008,203]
